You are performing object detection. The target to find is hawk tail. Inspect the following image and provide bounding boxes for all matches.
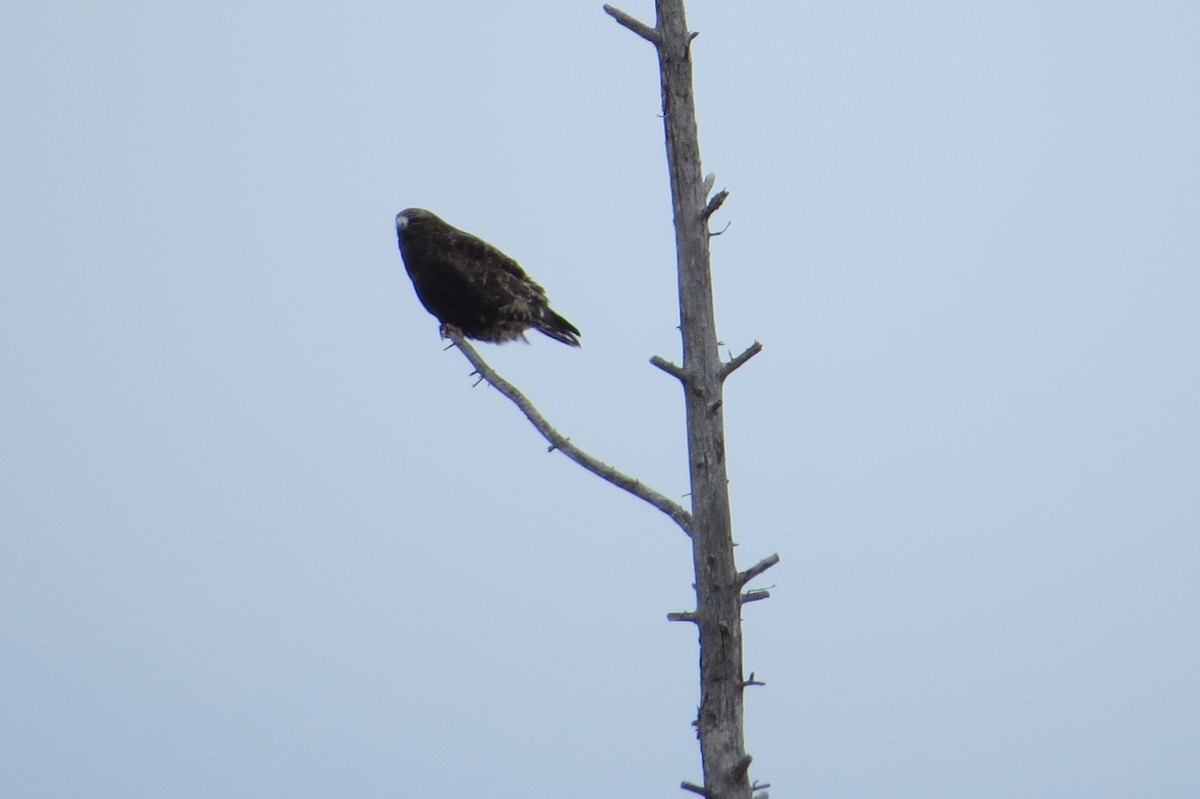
[537,309,582,347]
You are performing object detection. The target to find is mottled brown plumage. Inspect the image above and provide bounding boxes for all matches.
[395,208,581,347]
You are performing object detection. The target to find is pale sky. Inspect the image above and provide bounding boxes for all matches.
[2,2,1198,797]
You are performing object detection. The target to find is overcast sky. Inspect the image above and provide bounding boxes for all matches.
[2,1,1198,797]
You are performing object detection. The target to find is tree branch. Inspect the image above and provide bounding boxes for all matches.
[650,354,686,381]
[667,610,698,623]
[701,188,729,221]
[737,553,779,587]
[681,782,710,797]
[719,341,763,381]
[603,4,660,44]
[448,330,693,537]
[709,220,732,237]
[741,589,770,604]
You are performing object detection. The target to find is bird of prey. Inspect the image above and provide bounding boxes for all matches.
[394,208,581,347]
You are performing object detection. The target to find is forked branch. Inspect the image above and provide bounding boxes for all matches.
[448,330,693,537]
[720,342,763,381]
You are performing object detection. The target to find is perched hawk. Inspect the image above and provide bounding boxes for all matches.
[395,208,581,347]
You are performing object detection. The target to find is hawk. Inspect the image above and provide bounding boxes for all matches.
[395,208,581,347]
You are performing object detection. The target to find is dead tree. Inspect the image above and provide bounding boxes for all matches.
[445,2,777,797]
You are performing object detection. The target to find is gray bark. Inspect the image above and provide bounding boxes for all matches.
[444,4,777,794]
[606,3,775,797]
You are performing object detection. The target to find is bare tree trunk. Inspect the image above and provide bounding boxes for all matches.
[657,9,748,799]
[440,3,777,795]
[607,3,775,798]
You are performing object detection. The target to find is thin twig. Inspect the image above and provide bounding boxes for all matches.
[719,341,763,381]
[680,782,709,797]
[603,4,660,44]
[448,330,693,537]
[737,552,780,587]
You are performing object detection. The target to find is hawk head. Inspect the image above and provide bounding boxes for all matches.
[396,208,440,233]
